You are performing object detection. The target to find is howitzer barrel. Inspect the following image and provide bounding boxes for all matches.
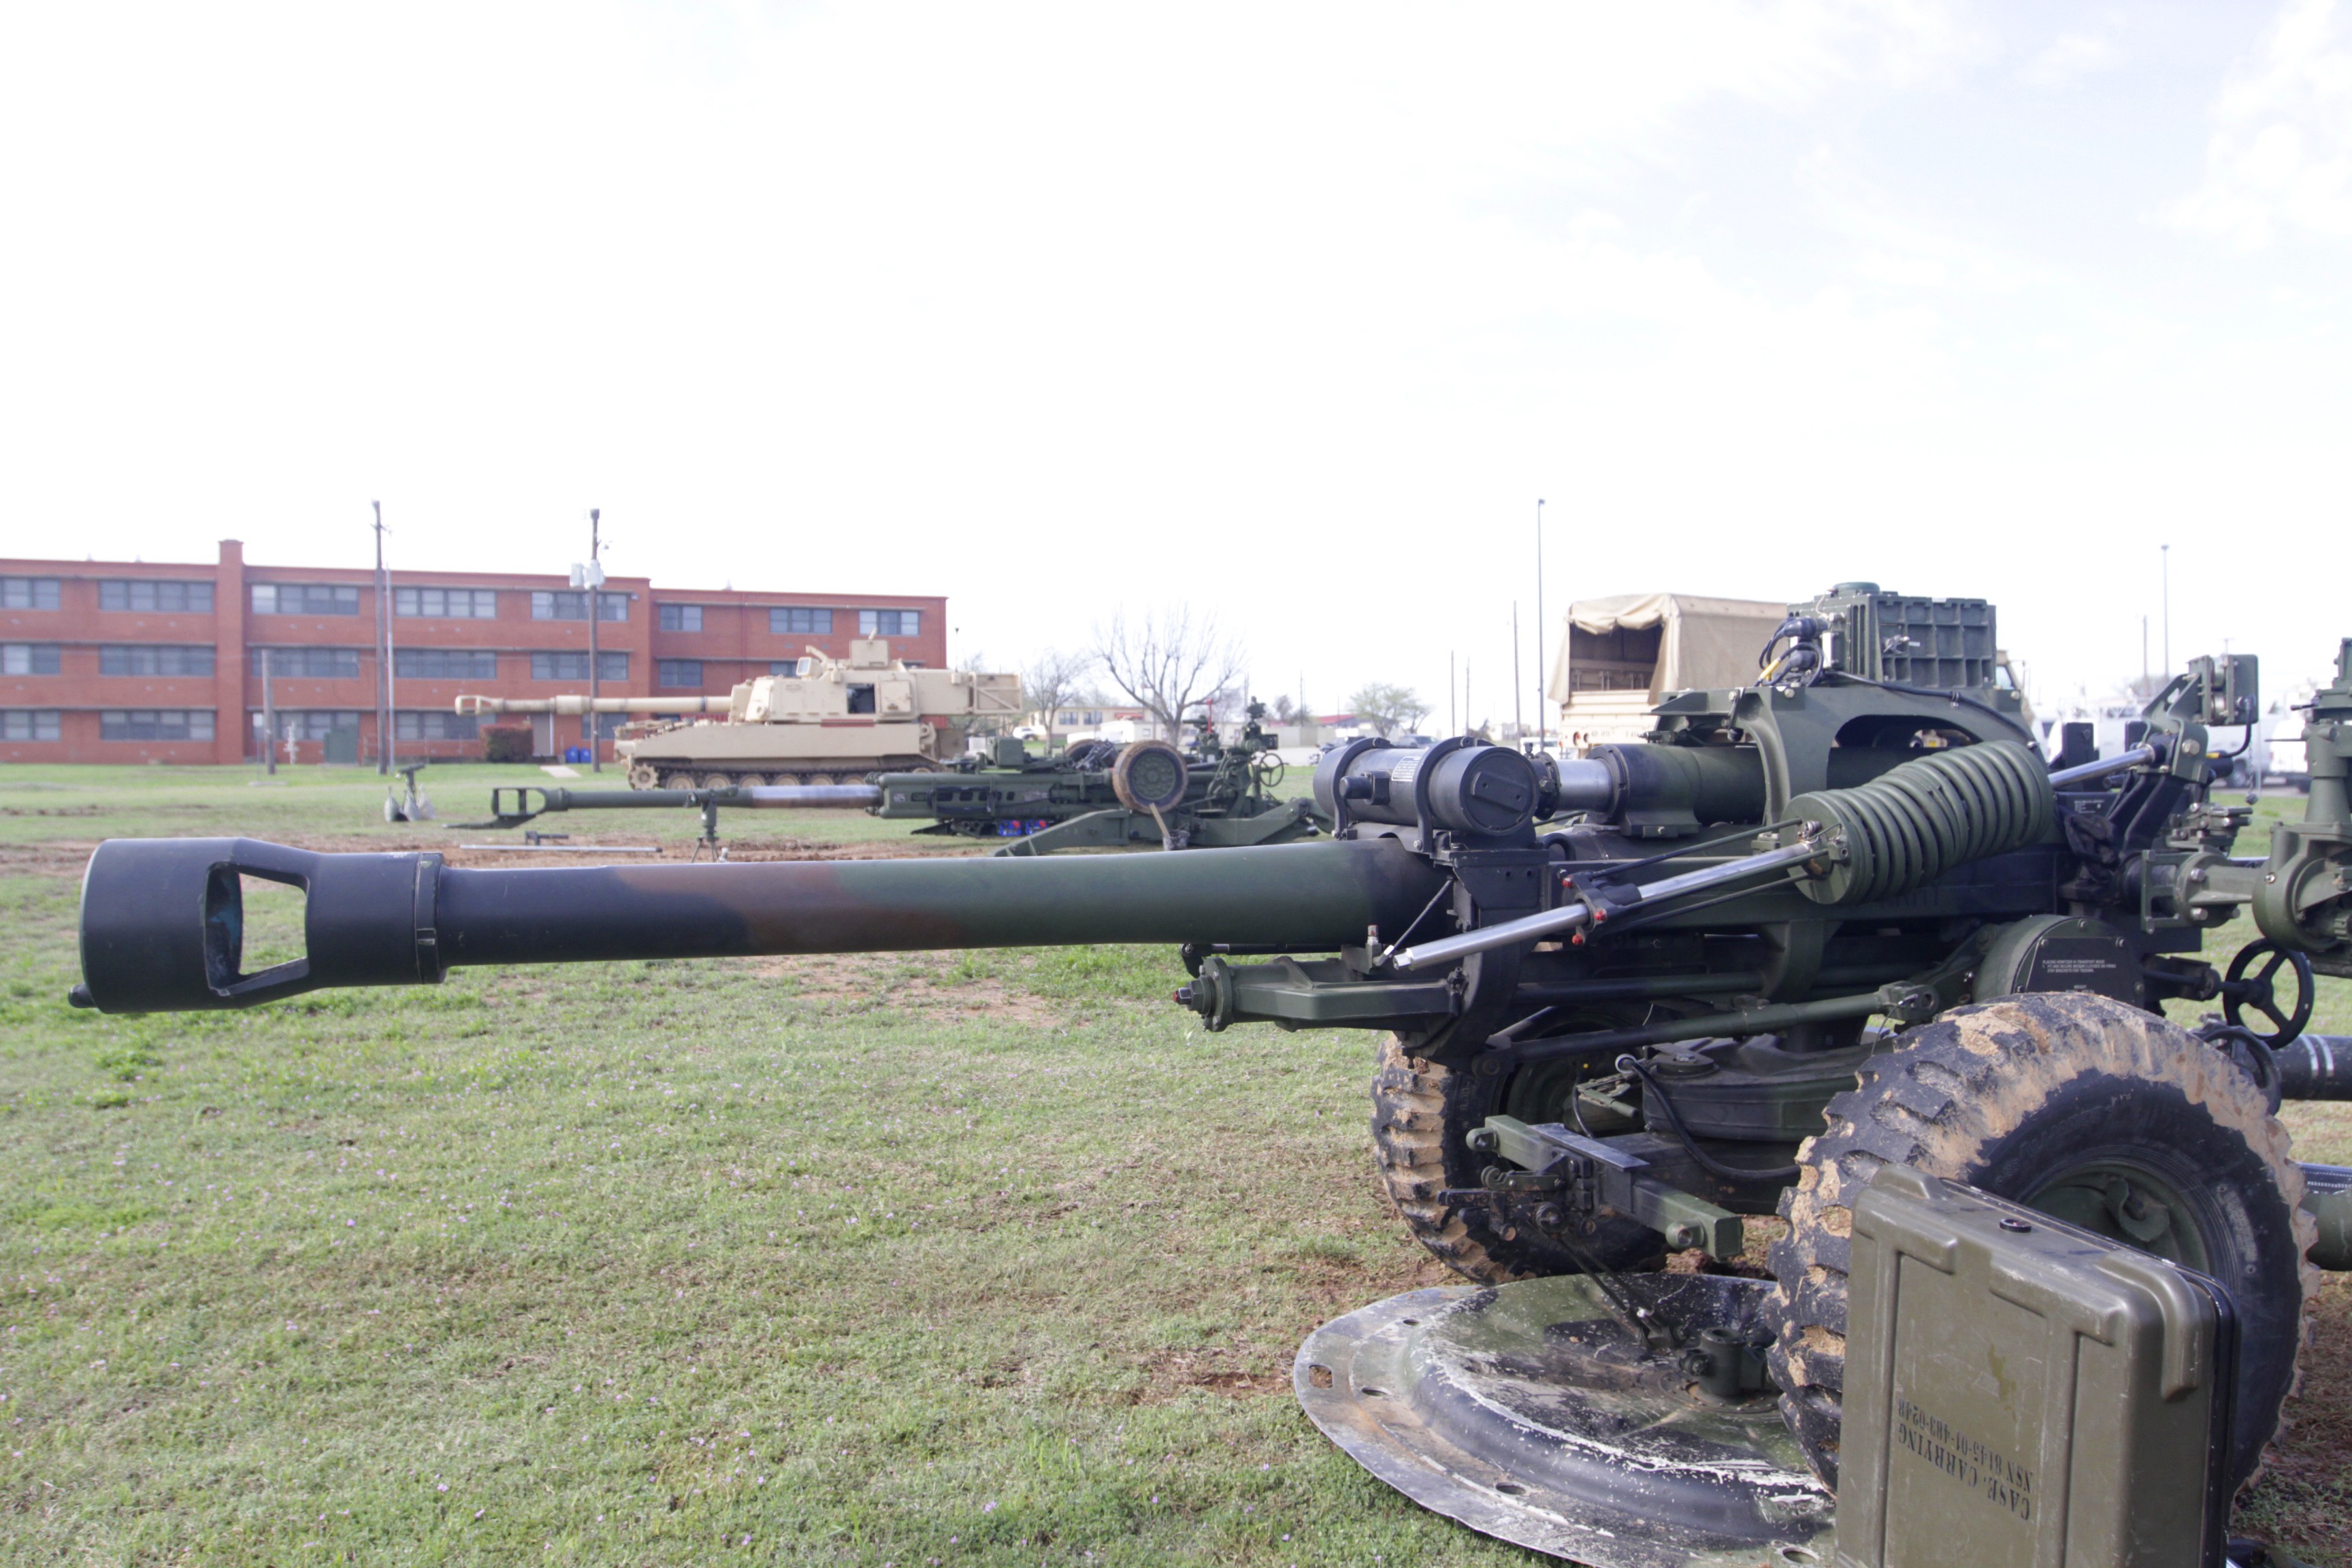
[740,785,881,808]
[69,836,1442,1013]
[504,785,881,814]
[454,693,730,717]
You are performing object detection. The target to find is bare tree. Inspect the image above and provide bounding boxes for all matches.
[1347,681,1431,738]
[1019,647,1096,732]
[1094,606,1246,740]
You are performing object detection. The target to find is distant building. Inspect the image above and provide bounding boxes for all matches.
[0,540,947,764]
[1028,704,1149,747]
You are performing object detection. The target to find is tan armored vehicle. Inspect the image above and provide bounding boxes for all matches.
[455,639,1020,788]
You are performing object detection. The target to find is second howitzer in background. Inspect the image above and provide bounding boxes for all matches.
[453,715,1324,856]
[69,583,2352,1529]
[873,708,1324,853]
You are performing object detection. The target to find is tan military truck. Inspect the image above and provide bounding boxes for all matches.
[456,639,1021,788]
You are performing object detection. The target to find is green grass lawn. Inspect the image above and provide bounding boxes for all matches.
[1,766,2346,1564]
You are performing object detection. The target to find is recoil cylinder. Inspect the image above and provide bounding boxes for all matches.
[1788,740,2055,906]
[1392,742,2059,972]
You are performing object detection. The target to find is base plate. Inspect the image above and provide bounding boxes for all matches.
[1294,1273,1836,1567]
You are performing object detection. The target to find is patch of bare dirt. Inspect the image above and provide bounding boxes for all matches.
[2274,1274,2352,1482]
[1130,1234,1454,1407]
[0,840,103,876]
[1138,1348,1287,1402]
[745,952,1069,1025]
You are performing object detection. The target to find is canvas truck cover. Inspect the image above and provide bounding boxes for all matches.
[1546,592,1788,704]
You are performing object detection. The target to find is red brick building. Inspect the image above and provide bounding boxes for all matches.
[0,541,947,765]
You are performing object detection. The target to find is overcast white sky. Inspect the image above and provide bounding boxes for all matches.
[3,1,2348,723]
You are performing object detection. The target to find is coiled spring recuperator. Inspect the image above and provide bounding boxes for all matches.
[1392,742,2056,970]
[1784,739,2056,906]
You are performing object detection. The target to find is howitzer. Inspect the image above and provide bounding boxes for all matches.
[67,583,2352,1564]
[448,728,1326,856]
[449,783,884,857]
[871,718,1325,853]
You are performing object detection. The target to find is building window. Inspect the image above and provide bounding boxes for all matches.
[770,607,832,635]
[253,647,361,679]
[531,651,629,682]
[259,710,361,740]
[657,659,704,689]
[394,710,482,740]
[97,578,215,613]
[659,604,704,632]
[97,644,213,676]
[532,590,630,622]
[394,586,498,619]
[393,647,497,680]
[0,710,61,741]
[0,578,61,610]
[859,609,920,637]
[250,583,359,616]
[99,709,216,742]
[2,644,63,675]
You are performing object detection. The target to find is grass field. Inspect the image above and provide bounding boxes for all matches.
[1,764,2346,1565]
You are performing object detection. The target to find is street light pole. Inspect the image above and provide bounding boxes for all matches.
[372,501,391,775]
[261,649,276,777]
[2160,543,2170,679]
[587,508,603,774]
[1533,499,1546,750]
[1512,602,1523,747]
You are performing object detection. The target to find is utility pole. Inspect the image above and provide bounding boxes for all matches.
[1512,602,1523,747]
[372,501,391,775]
[587,508,604,773]
[261,648,276,777]
[2160,544,2171,679]
[1450,650,1456,735]
[1533,499,1546,751]
[1465,661,1471,738]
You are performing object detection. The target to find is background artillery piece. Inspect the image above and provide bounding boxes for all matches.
[451,710,1325,856]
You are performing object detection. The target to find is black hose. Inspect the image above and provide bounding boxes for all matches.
[1616,1054,1800,1183]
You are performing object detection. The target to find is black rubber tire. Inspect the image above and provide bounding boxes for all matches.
[1766,992,2315,1492]
[1111,740,1190,814]
[1371,1034,1668,1282]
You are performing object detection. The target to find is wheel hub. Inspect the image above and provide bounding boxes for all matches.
[2023,1159,2210,1272]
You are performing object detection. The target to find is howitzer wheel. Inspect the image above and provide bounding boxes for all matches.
[1766,991,2316,1493]
[627,762,659,789]
[1371,1034,1667,1283]
[1111,740,1189,815]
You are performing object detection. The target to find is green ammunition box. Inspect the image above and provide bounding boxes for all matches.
[1837,1166,2234,1568]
